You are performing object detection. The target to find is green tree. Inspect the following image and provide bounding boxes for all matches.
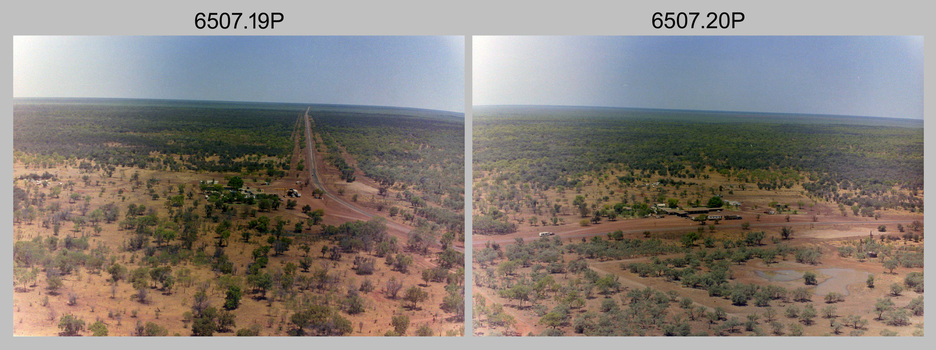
[667,198,679,208]
[789,323,804,336]
[402,286,429,310]
[192,311,216,336]
[394,253,413,273]
[129,267,150,291]
[707,196,724,208]
[496,259,519,277]
[745,231,765,246]
[791,287,811,302]
[681,232,700,248]
[799,304,816,325]
[216,310,236,333]
[391,314,410,335]
[780,226,794,240]
[46,273,63,294]
[224,285,242,310]
[289,305,330,336]
[904,272,924,293]
[58,314,86,336]
[248,272,273,299]
[499,283,533,309]
[889,283,904,296]
[89,320,108,336]
[821,305,837,319]
[874,298,895,320]
[803,271,817,285]
[539,311,563,329]
[228,176,244,190]
[108,263,127,285]
[883,259,899,274]
[907,296,924,316]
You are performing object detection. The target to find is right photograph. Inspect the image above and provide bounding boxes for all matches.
[471,36,924,336]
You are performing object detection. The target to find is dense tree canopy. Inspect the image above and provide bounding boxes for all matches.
[474,106,923,212]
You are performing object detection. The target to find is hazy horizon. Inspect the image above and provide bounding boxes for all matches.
[14,36,465,113]
[13,96,465,116]
[474,36,923,120]
[472,103,920,121]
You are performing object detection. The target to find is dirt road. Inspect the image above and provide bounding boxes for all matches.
[302,108,459,253]
[473,217,919,247]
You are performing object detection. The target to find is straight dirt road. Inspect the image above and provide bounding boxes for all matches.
[302,107,460,252]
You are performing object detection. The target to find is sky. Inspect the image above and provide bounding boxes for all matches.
[13,36,465,113]
[474,36,924,120]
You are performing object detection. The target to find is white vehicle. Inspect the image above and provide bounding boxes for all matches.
[539,232,555,237]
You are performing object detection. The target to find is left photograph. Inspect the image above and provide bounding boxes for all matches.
[13,36,466,336]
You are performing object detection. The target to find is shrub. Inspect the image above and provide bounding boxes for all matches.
[731,289,750,306]
[785,305,800,318]
[770,321,785,335]
[236,324,262,336]
[821,305,837,319]
[904,272,924,293]
[354,256,375,275]
[572,314,594,334]
[89,321,108,336]
[803,271,817,285]
[792,287,811,302]
[794,247,821,265]
[414,324,434,336]
[789,323,804,336]
[907,296,924,316]
[824,292,844,303]
[224,285,242,310]
[345,292,366,315]
[890,283,904,296]
[540,328,565,336]
[391,314,410,335]
[599,298,619,312]
[884,308,910,326]
[58,314,85,336]
[359,279,375,293]
[143,322,168,336]
[799,304,816,325]
[883,259,900,274]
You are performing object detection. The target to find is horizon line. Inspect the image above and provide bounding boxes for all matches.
[473,103,922,121]
[14,96,465,116]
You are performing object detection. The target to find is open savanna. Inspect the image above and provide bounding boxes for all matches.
[472,106,923,336]
[306,105,465,243]
[13,99,464,336]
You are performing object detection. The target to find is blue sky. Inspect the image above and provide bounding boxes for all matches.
[14,36,465,113]
[474,36,923,120]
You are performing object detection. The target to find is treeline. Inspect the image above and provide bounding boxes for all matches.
[14,99,298,174]
[315,110,463,197]
[474,107,923,211]
[313,109,465,232]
